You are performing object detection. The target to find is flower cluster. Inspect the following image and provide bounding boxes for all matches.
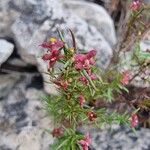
[51,127,64,138]
[74,50,98,85]
[74,50,96,71]
[79,133,92,150]
[130,0,141,11]
[131,114,139,128]
[121,71,130,85]
[40,38,64,68]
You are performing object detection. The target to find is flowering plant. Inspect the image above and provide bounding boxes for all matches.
[41,34,131,150]
[40,1,149,149]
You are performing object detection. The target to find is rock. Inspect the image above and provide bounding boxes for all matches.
[0,74,20,99]
[90,126,150,150]
[144,0,150,3]
[140,29,150,52]
[0,74,53,150]
[0,39,14,66]
[62,0,117,46]
[0,0,20,37]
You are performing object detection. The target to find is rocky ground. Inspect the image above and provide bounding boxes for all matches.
[0,0,150,150]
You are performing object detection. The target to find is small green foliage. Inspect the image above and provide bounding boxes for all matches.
[50,129,84,150]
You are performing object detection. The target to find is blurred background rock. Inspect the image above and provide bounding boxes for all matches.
[0,0,150,150]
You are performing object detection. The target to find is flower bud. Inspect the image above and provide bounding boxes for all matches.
[50,38,57,43]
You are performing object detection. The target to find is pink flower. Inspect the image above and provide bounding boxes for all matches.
[51,127,64,138]
[131,114,139,128]
[53,80,69,90]
[86,50,97,59]
[79,73,97,85]
[79,133,92,150]
[42,49,63,68]
[75,50,97,71]
[90,74,97,80]
[40,38,64,51]
[87,70,97,80]
[79,95,86,107]
[121,71,130,85]
[87,111,97,121]
[130,0,141,11]
[79,76,88,85]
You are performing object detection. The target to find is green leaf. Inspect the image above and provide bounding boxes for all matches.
[56,138,70,150]
[82,70,97,91]
[64,60,72,69]
[57,29,68,54]
[118,84,129,93]
[140,52,150,59]
[107,88,113,102]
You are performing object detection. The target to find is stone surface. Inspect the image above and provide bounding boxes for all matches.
[0,0,20,37]
[62,0,116,46]
[0,74,20,99]
[0,72,150,150]
[140,29,150,52]
[0,73,53,150]
[90,126,150,150]
[0,0,149,149]
[0,39,14,66]
[144,0,150,3]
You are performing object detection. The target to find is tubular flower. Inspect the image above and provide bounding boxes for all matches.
[42,49,63,68]
[87,111,97,121]
[51,127,64,138]
[75,50,97,71]
[79,95,86,107]
[131,114,139,128]
[53,80,69,91]
[121,71,130,85]
[40,38,64,51]
[130,0,141,11]
[79,133,92,150]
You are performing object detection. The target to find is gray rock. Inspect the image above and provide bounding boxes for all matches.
[0,0,20,37]
[0,74,53,150]
[140,29,150,52]
[90,126,150,150]
[0,39,14,66]
[0,74,20,99]
[144,0,150,3]
[62,0,117,46]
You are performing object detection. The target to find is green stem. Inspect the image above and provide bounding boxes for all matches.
[82,70,98,91]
